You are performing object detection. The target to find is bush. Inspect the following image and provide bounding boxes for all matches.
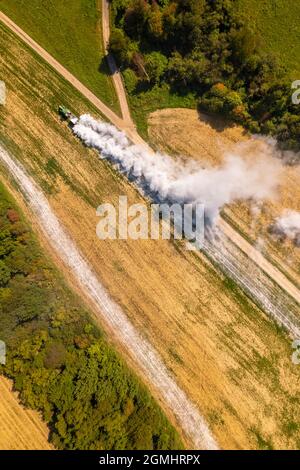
[145,51,168,84]
[110,0,300,150]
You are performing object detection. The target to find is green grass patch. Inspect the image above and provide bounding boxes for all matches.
[237,0,300,79]
[0,24,183,448]
[0,0,120,113]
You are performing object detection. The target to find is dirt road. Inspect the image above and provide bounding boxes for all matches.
[0,11,126,130]
[1,10,150,147]
[2,9,298,312]
[219,219,300,306]
[99,5,300,310]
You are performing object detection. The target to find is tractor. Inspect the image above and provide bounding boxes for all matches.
[58,105,78,126]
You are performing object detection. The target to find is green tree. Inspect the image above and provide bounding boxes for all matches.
[145,51,168,84]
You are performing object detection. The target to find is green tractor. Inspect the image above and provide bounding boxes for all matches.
[58,105,78,126]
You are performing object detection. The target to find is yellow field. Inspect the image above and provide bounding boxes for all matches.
[0,376,52,450]
[1,24,300,449]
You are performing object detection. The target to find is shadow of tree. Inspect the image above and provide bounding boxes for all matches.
[99,55,113,76]
[196,104,239,133]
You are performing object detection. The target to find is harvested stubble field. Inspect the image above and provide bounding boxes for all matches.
[236,0,300,79]
[1,23,300,449]
[0,0,119,113]
[148,108,300,291]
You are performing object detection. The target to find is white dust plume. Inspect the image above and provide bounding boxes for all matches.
[73,114,281,224]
